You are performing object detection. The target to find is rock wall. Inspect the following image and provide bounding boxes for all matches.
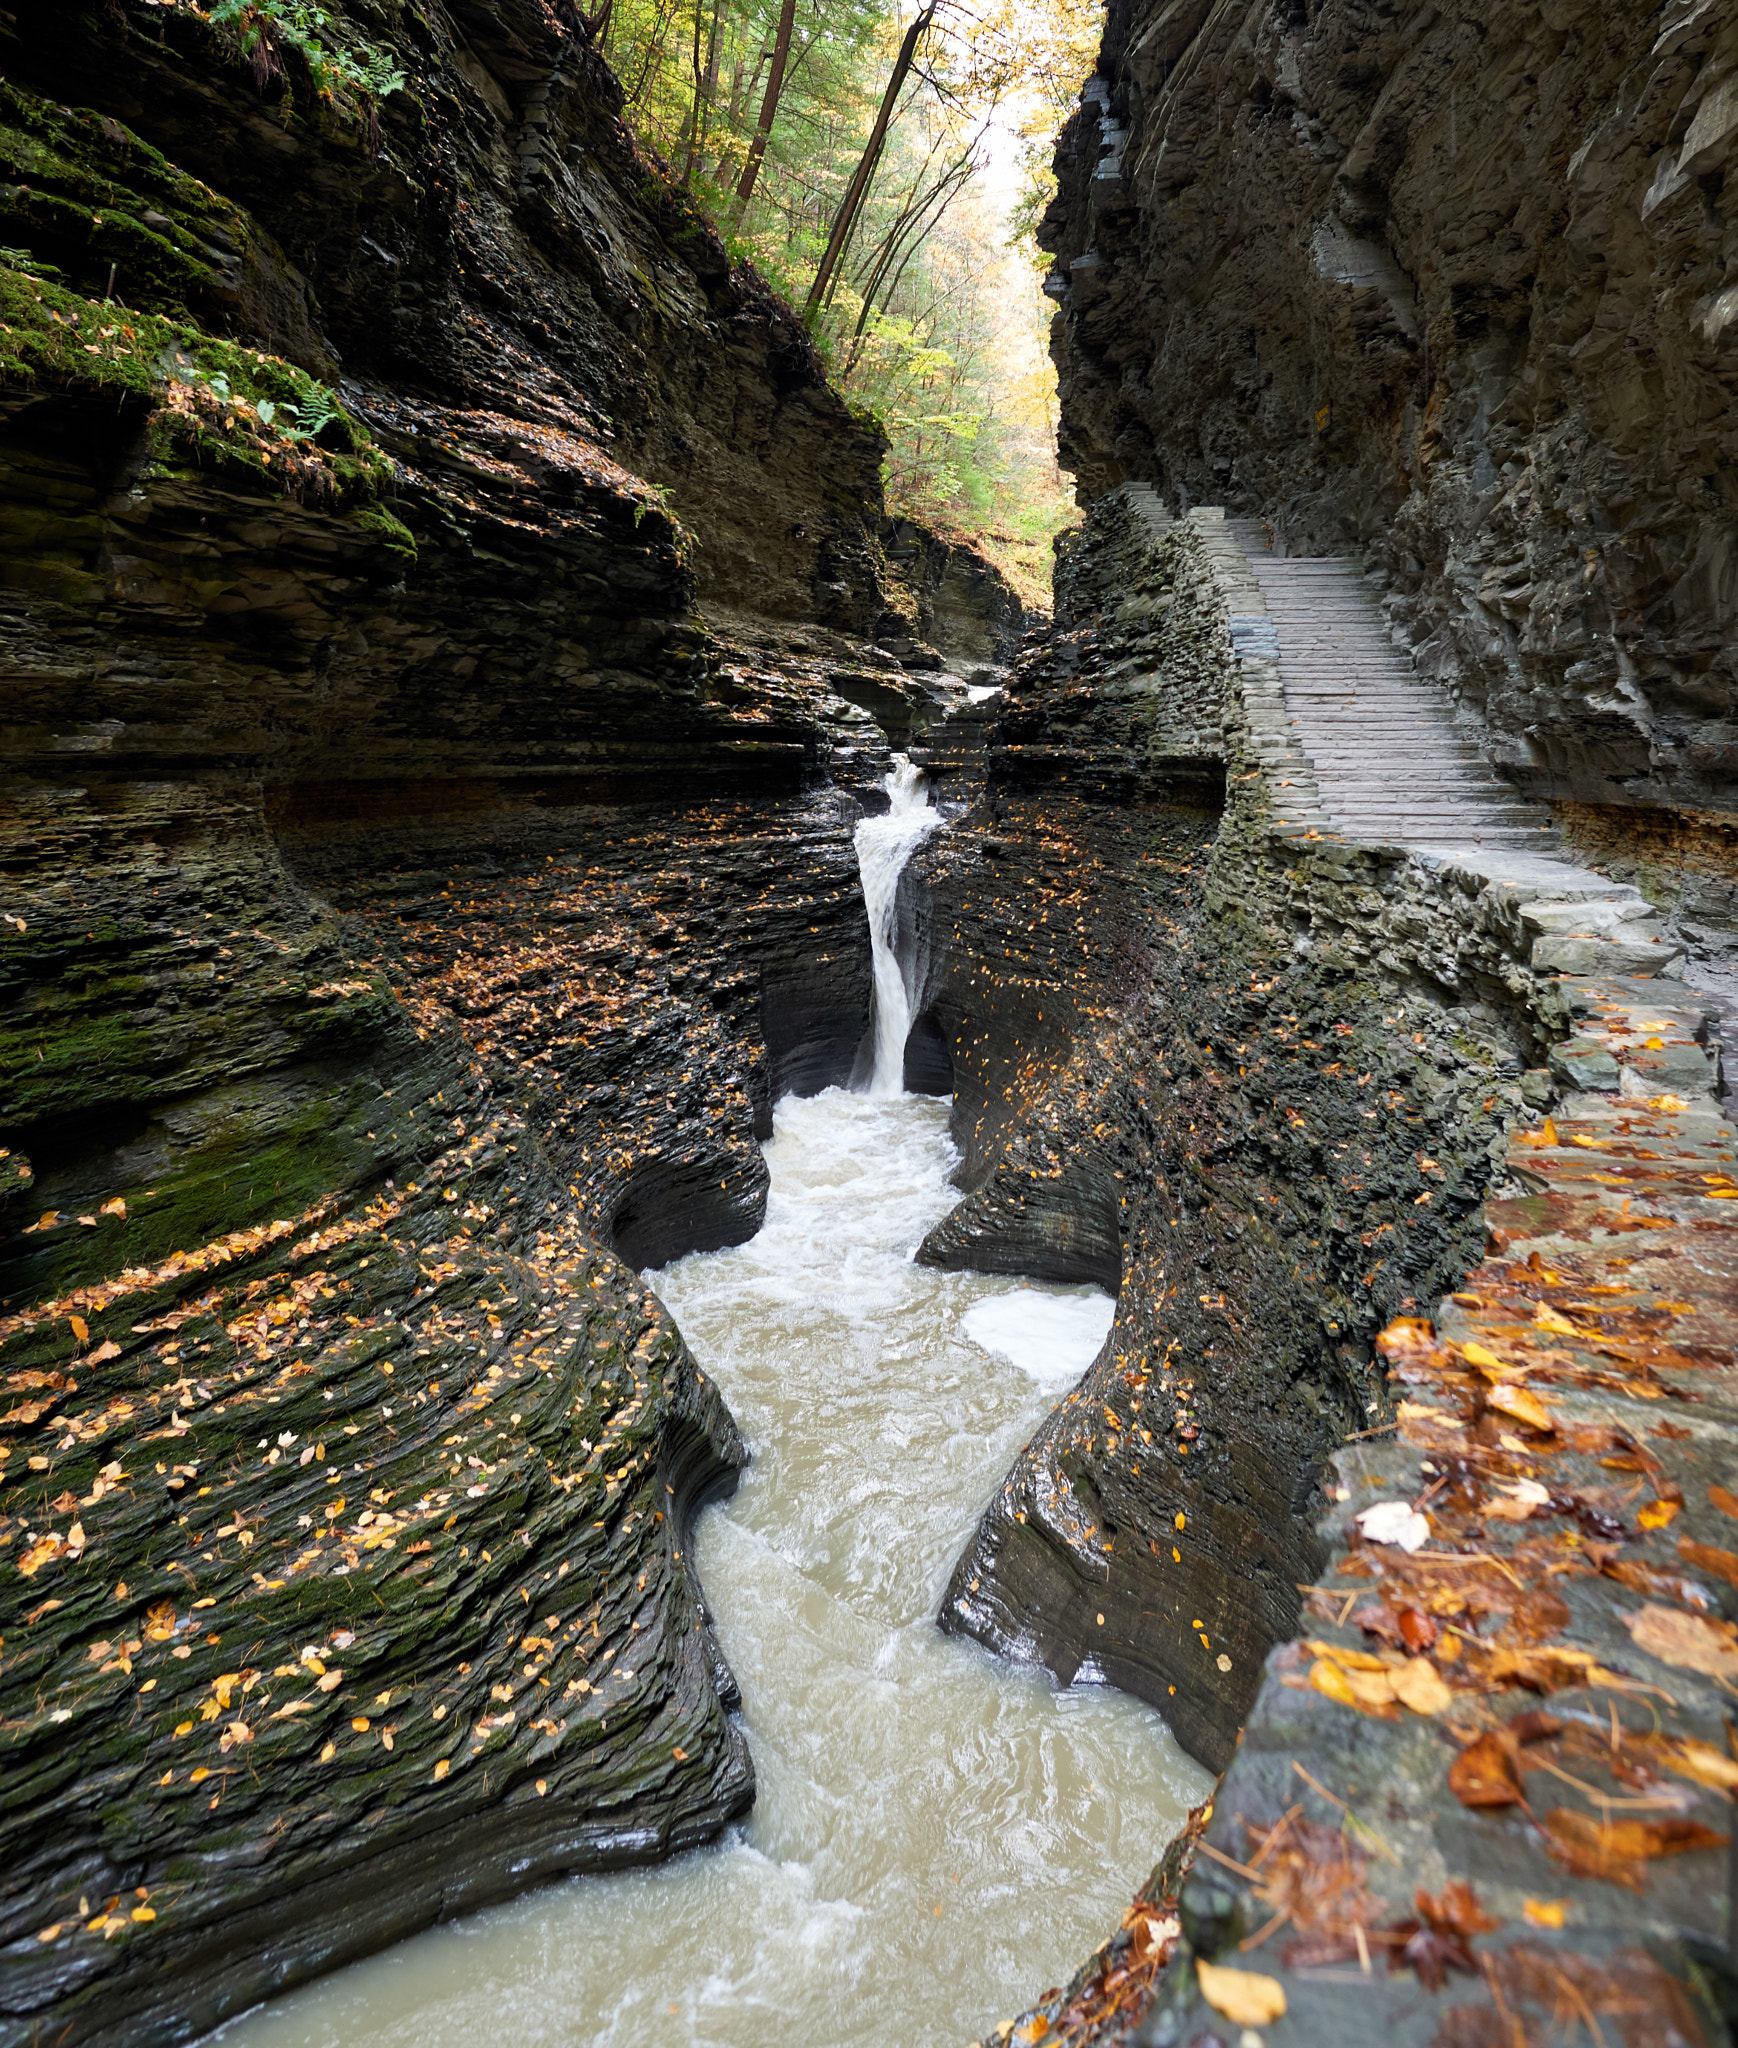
[1041,0,1738,835]
[0,4,1017,2037]
[928,490,1734,2040]
[915,497,1586,1769]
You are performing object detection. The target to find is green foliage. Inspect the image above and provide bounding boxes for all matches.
[208,0,407,106]
[0,261,397,516]
[599,0,1082,586]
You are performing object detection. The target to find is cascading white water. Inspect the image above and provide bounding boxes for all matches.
[211,1093,1209,2048]
[854,755,942,1096]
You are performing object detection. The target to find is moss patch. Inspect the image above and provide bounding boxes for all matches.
[0,261,396,512]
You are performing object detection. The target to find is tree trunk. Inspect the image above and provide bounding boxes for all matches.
[728,0,797,227]
[802,1,937,323]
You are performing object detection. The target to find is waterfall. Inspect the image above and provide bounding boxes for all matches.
[853,754,940,1097]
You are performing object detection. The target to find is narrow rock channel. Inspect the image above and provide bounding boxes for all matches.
[209,788,1208,2046]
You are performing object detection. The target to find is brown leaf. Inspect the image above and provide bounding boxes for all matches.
[1398,1605,1437,1653]
[1711,1484,1738,1521]
[1417,1880,1501,1939]
[1621,1604,1738,1681]
[1448,1733,1525,1809]
[1678,1535,1738,1592]
[1542,1808,1728,1889]
[1389,1920,1475,1993]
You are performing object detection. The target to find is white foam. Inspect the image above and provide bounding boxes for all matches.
[961,1288,1114,1390]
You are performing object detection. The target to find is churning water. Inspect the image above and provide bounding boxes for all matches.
[214,1095,1207,2048]
[854,757,942,1096]
[212,762,1207,2047]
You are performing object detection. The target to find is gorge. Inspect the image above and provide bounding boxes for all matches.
[2,1,1736,2045]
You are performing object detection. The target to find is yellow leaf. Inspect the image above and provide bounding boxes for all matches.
[190,1768,209,1784]
[1661,1739,1738,1790]
[1196,1958,1286,2025]
[433,1758,450,1781]
[1523,1898,1567,1928]
[1304,1638,1387,1672]
[1487,1383,1553,1432]
[1389,1657,1453,1715]
[352,1716,371,1732]
[1308,1657,1358,1708]
[100,1197,126,1218]
[1637,1499,1680,1531]
[1461,1342,1508,1372]
[130,1907,155,1923]
[1533,1304,1577,1334]
[320,1741,337,1763]
[69,1315,89,1345]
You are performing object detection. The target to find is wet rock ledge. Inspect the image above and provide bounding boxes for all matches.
[916,492,1736,2042]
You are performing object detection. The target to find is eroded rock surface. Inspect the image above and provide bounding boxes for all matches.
[1041,0,1738,922]
[938,501,1734,2040]
[0,3,1019,2039]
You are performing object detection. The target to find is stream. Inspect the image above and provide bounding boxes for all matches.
[212,765,1208,2048]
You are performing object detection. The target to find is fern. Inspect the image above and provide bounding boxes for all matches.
[209,1,406,110]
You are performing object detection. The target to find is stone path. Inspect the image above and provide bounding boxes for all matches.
[1222,518,1559,854]
[1181,507,1690,988]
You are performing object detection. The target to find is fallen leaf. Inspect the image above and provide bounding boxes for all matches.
[1356,1500,1430,1551]
[68,1315,89,1345]
[1389,1657,1453,1715]
[433,1758,450,1781]
[1448,1733,1525,1809]
[1636,1499,1680,1531]
[1708,1484,1738,1521]
[1633,1734,1738,1792]
[1677,1536,1738,1592]
[1621,1605,1738,1682]
[100,1197,126,1218]
[1542,1809,1728,1889]
[1308,1657,1358,1709]
[1487,1384,1553,1432]
[1195,1959,1285,2025]
[1522,1897,1567,1928]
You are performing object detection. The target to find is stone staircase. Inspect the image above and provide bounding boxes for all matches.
[1179,504,1691,986]
[1223,518,1559,854]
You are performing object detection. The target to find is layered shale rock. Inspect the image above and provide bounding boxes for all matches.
[934,497,1735,2040]
[0,4,1017,2037]
[918,499,1563,1769]
[1041,0,1738,941]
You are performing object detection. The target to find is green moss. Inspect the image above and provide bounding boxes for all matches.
[345,502,418,561]
[0,77,251,319]
[0,264,393,506]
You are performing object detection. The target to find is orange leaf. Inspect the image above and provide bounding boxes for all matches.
[1636,1499,1680,1531]
[1448,1734,1524,1809]
[1487,1383,1553,1432]
[1543,1809,1727,1889]
[68,1315,89,1346]
[1678,1536,1738,1591]
[1710,1484,1738,1521]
